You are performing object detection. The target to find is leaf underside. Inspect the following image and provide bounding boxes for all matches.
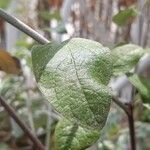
[111,44,144,75]
[128,74,150,103]
[32,38,113,130]
[55,119,100,150]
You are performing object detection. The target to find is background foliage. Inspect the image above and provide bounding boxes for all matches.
[0,0,150,150]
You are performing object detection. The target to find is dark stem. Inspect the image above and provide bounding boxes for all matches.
[112,96,136,150]
[0,8,49,44]
[126,104,136,150]
[112,96,130,116]
[0,96,45,150]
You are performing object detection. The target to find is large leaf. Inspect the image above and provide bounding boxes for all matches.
[111,44,144,75]
[32,38,112,130]
[55,119,99,150]
[128,74,150,103]
[113,6,138,26]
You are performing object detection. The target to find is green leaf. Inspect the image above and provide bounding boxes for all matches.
[112,44,144,75]
[55,119,99,150]
[0,0,10,9]
[31,42,66,81]
[0,143,8,150]
[55,23,67,34]
[143,103,150,111]
[15,40,33,49]
[43,23,67,34]
[39,10,61,21]
[128,74,150,103]
[32,38,113,130]
[113,6,138,26]
[145,47,150,54]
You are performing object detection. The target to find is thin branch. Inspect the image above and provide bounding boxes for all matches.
[45,117,51,150]
[26,90,36,134]
[24,76,36,134]
[0,8,49,44]
[112,96,130,116]
[45,102,52,150]
[126,104,136,150]
[112,95,136,150]
[0,96,45,150]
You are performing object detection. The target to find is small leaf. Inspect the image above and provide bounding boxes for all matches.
[32,38,113,130]
[128,74,150,103]
[55,119,99,150]
[55,23,67,34]
[0,49,22,75]
[113,6,138,26]
[143,103,150,111]
[111,44,144,75]
[15,40,33,49]
[39,10,61,21]
[43,23,67,34]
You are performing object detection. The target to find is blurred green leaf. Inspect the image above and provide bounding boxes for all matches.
[39,10,61,21]
[43,23,67,34]
[0,143,8,150]
[143,103,150,110]
[113,6,138,26]
[32,38,112,130]
[55,119,99,150]
[16,40,33,49]
[141,104,150,122]
[34,113,47,129]
[112,44,144,75]
[55,23,67,34]
[128,74,150,103]
[145,47,150,53]
[0,0,10,9]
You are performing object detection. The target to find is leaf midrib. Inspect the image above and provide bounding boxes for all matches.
[68,45,100,125]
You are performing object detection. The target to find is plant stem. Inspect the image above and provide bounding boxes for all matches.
[112,96,136,150]
[26,90,36,134]
[45,102,52,150]
[0,8,49,44]
[112,96,130,116]
[126,104,136,150]
[45,117,51,150]
[0,96,45,150]
[24,76,36,134]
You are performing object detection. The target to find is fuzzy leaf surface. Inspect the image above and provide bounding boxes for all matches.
[55,119,99,150]
[32,38,112,130]
[112,44,144,75]
[128,74,150,103]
